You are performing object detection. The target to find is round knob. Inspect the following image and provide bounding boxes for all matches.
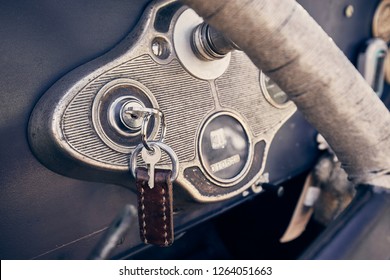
[191,22,240,61]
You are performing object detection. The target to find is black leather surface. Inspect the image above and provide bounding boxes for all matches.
[0,0,386,259]
[0,0,151,260]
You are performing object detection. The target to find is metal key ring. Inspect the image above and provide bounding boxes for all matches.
[130,141,179,182]
[123,107,166,151]
[139,109,166,151]
[125,107,167,151]
[140,114,153,151]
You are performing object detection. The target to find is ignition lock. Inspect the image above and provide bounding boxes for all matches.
[92,78,160,153]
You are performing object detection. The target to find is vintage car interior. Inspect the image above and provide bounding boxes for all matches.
[1,0,389,259]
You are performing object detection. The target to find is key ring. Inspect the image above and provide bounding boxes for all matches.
[124,107,166,151]
[129,141,179,182]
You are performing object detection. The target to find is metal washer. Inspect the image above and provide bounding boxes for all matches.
[173,8,231,80]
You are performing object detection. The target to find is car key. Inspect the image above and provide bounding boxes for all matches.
[141,145,161,189]
[127,107,179,247]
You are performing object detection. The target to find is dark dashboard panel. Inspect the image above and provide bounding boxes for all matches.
[0,0,386,259]
[298,0,381,61]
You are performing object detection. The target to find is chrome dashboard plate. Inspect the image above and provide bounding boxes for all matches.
[28,0,296,202]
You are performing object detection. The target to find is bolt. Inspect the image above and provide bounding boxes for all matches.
[152,41,163,57]
[345,5,354,18]
[151,37,170,59]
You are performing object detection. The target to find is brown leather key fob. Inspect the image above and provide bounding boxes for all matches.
[136,167,174,247]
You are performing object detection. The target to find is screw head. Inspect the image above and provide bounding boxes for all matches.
[345,5,354,18]
[151,37,170,59]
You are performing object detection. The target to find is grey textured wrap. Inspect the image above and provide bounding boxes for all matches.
[181,0,390,189]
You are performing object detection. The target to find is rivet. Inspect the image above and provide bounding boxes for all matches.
[345,5,354,18]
